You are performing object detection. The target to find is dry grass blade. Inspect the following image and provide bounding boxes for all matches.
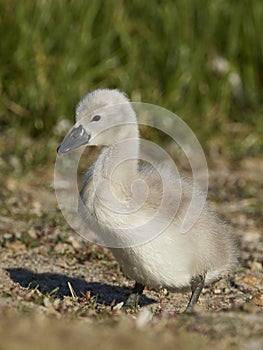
[67,282,78,301]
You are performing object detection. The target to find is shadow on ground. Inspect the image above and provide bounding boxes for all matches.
[6,268,155,306]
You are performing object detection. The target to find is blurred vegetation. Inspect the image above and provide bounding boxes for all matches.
[0,0,262,160]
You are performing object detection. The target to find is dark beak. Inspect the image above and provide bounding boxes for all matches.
[57,124,90,154]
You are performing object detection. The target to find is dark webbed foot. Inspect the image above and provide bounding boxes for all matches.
[124,282,144,309]
[184,273,206,313]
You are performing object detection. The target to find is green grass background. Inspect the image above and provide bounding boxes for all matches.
[0,0,262,160]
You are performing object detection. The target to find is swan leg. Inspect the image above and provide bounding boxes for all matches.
[184,274,205,312]
[124,282,144,309]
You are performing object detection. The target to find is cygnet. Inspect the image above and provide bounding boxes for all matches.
[57,89,238,311]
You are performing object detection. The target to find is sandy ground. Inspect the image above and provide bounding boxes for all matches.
[0,151,262,349]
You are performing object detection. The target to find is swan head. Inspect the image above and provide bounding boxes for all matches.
[57,89,138,154]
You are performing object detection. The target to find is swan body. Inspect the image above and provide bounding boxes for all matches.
[57,89,238,310]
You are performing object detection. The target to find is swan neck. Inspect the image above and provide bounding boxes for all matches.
[97,139,139,185]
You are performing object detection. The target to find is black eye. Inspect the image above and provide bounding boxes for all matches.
[91,115,101,122]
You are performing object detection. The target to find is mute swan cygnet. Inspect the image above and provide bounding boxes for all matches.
[57,89,238,312]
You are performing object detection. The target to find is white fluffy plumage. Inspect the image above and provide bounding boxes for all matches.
[58,89,238,310]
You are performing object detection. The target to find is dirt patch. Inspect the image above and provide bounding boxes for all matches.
[0,150,262,349]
